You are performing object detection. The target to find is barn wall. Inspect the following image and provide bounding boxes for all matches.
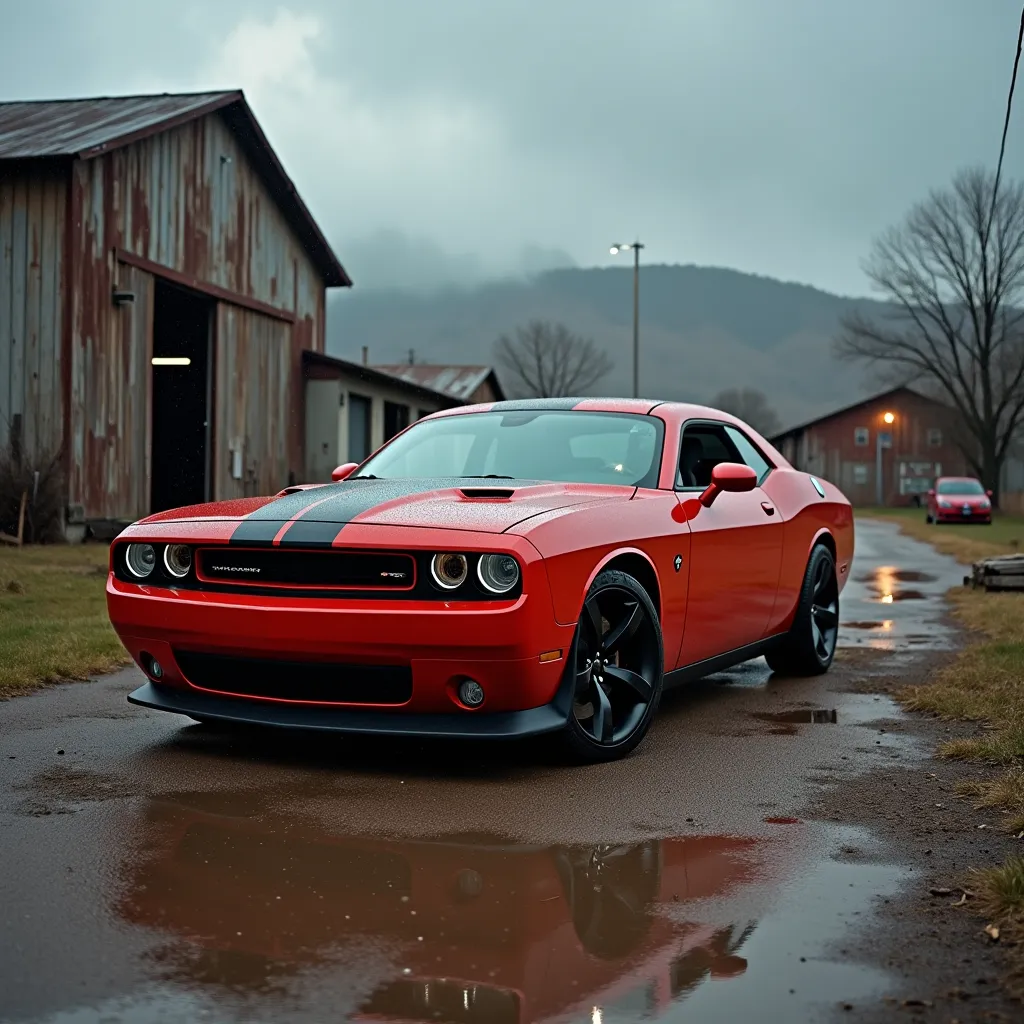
[0,161,66,463]
[213,304,291,501]
[774,391,970,506]
[69,110,325,519]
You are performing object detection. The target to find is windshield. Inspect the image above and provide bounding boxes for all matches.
[937,479,985,495]
[354,410,664,487]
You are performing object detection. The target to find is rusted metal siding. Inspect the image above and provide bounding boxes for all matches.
[69,109,326,519]
[0,163,65,461]
[214,305,290,500]
[68,262,153,519]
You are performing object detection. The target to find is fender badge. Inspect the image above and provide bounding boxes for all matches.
[674,554,683,572]
[809,476,826,499]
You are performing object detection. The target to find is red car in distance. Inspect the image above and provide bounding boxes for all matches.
[925,476,992,524]
[107,398,854,761]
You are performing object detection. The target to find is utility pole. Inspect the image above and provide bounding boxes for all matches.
[609,240,645,398]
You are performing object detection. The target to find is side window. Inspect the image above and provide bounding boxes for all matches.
[677,422,743,488]
[724,425,772,484]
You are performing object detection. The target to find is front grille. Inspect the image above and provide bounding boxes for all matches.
[195,547,416,590]
[175,650,413,704]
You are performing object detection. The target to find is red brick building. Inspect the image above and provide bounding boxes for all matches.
[771,387,969,506]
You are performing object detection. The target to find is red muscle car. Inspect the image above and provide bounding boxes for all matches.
[925,476,993,524]
[107,398,854,761]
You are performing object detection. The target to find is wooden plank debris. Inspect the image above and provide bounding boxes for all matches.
[969,553,1024,591]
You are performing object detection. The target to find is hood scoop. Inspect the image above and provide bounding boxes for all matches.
[459,486,516,499]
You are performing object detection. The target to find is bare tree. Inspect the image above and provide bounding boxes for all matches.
[835,167,1024,501]
[494,320,614,397]
[711,388,782,438]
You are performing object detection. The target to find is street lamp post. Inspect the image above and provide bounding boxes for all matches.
[610,241,645,398]
[876,411,895,506]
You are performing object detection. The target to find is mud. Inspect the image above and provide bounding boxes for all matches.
[0,520,1020,1023]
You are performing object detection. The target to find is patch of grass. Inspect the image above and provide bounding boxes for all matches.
[0,542,130,698]
[858,506,1024,564]
[971,857,1024,923]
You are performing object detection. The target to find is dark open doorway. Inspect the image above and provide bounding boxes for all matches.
[151,280,213,514]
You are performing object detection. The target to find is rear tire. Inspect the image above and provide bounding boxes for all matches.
[560,570,664,763]
[764,544,839,677]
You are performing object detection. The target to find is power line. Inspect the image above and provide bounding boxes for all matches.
[988,4,1024,231]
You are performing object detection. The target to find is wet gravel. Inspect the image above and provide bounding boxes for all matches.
[0,520,1021,1023]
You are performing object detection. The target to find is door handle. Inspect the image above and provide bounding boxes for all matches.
[761,501,775,516]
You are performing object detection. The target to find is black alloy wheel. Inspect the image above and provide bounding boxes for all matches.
[562,569,664,762]
[765,543,840,676]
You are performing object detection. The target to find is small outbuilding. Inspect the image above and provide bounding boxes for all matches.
[0,90,351,534]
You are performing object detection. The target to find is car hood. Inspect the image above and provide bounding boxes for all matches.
[140,478,636,540]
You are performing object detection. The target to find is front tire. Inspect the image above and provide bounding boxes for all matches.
[560,570,664,762]
[765,543,839,677]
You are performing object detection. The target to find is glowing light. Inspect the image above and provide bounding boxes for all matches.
[883,411,895,424]
[609,246,619,254]
[614,463,624,471]
[592,1009,603,1024]
[152,356,191,366]
[881,594,893,604]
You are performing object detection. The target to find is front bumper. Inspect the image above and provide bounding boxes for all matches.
[107,567,576,716]
[128,681,570,738]
[936,509,991,523]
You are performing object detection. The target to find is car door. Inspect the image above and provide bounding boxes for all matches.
[672,421,784,669]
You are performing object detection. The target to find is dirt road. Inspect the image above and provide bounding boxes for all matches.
[0,520,1017,1023]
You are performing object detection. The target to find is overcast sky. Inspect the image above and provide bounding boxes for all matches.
[2,0,1022,295]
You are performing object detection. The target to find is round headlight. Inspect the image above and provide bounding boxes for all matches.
[163,544,192,578]
[125,543,156,578]
[431,552,468,589]
[477,553,520,594]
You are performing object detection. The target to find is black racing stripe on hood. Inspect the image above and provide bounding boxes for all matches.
[273,477,488,548]
[229,487,345,546]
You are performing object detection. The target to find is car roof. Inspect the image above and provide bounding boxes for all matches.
[431,397,745,418]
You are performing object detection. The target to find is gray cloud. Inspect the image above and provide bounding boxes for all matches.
[3,0,1023,294]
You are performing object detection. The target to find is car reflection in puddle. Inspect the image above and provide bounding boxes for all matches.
[115,794,770,1023]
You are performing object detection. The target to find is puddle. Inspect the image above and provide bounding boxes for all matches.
[754,709,837,726]
[873,589,926,603]
[842,620,891,630]
[855,569,936,584]
[0,796,899,1023]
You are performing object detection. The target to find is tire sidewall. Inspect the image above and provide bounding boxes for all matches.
[563,569,664,761]
[803,544,838,671]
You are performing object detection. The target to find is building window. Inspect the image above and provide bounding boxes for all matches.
[347,393,372,463]
[927,428,942,447]
[854,427,869,446]
[853,464,869,485]
[384,401,410,441]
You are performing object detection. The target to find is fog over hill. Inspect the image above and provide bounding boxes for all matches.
[326,264,881,430]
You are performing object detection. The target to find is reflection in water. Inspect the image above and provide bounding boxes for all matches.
[115,794,769,1023]
[863,566,929,604]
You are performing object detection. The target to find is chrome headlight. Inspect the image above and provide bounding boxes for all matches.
[163,544,193,578]
[125,543,156,578]
[431,553,469,589]
[477,553,520,594]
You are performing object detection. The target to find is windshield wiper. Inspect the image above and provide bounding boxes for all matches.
[461,474,515,479]
[350,473,379,480]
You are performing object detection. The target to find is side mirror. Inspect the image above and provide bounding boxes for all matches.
[927,489,935,497]
[699,462,758,508]
[331,462,359,482]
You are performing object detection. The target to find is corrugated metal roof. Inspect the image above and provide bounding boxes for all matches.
[0,91,351,288]
[372,365,497,401]
[0,91,239,159]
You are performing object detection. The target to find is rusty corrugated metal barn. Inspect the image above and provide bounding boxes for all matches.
[0,90,350,530]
